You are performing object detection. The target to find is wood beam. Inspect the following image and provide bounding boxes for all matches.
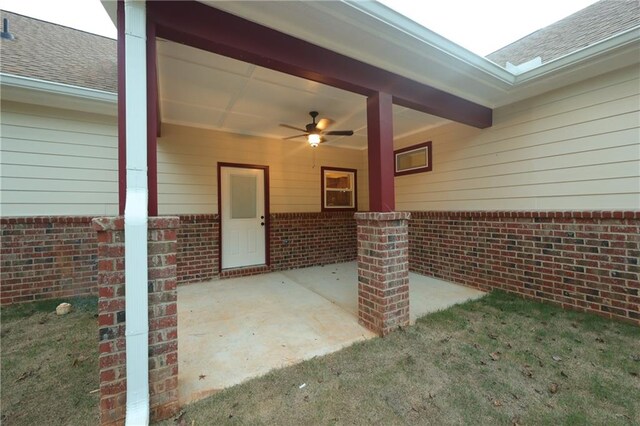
[146,1,492,129]
[147,19,158,216]
[117,0,126,215]
[367,92,395,212]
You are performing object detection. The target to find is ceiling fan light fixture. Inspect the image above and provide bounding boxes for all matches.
[308,133,321,147]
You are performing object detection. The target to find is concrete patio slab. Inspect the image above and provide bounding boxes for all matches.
[282,262,485,322]
[178,262,484,405]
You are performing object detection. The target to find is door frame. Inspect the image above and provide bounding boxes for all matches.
[217,162,270,272]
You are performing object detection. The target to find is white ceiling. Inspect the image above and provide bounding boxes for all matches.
[157,39,449,150]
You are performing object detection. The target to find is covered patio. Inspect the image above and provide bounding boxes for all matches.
[99,0,494,423]
[178,261,484,404]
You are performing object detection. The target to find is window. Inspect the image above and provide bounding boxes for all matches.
[321,167,357,211]
[394,141,432,176]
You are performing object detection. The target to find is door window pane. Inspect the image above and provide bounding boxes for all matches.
[231,174,257,219]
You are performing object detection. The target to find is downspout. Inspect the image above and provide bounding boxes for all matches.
[123,1,149,425]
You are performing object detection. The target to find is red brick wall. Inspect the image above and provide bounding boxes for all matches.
[270,212,357,271]
[176,214,218,284]
[1,216,97,305]
[409,211,640,325]
[93,216,179,425]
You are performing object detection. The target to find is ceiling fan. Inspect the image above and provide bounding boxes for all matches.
[280,111,354,147]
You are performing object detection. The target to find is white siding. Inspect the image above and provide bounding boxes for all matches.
[0,101,118,216]
[157,124,369,214]
[395,65,640,211]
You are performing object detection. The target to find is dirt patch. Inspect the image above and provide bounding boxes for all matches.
[161,291,640,425]
[1,298,99,426]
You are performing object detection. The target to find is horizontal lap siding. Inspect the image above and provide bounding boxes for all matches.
[0,101,118,216]
[395,66,640,211]
[157,123,368,215]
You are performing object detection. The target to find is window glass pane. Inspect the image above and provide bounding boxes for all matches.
[325,172,352,189]
[326,190,353,208]
[397,149,427,172]
[231,174,256,219]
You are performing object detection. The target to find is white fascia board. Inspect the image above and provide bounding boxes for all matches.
[0,73,117,115]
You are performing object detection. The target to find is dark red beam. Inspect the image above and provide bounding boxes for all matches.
[147,19,158,216]
[117,0,126,215]
[147,1,492,129]
[367,93,395,212]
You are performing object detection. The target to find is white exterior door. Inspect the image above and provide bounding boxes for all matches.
[220,166,266,269]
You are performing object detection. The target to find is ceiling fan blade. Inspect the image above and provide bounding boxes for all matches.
[324,130,354,136]
[316,118,334,131]
[280,124,307,132]
[282,134,308,140]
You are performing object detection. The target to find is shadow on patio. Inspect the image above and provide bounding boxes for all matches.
[177,262,484,405]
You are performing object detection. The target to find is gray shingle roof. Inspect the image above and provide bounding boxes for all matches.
[487,0,640,67]
[0,11,116,92]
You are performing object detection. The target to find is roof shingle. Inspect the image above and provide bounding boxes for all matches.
[486,0,640,67]
[0,11,116,92]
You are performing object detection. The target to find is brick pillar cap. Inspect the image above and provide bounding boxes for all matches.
[354,212,411,221]
[92,216,180,231]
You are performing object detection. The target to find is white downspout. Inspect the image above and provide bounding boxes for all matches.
[123,1,149,425]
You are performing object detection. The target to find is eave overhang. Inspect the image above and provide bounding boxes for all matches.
[100,0,639,110]
[0,73,117,115]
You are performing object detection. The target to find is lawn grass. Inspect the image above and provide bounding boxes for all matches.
[1,297,99,426]
[162,291,640,425]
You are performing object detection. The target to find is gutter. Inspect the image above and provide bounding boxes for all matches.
[0,73,117,102]
[0,73,117,115]
[123,1,149,425]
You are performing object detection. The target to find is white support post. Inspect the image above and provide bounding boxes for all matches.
[123,1,149,425]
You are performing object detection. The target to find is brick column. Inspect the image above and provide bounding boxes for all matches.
[355,212,411,336]
[93,216,180,425]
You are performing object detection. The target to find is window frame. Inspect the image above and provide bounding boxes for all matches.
[321,166,358,212]
[394,141,433,176]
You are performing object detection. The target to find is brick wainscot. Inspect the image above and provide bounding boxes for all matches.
[0,216,97,305]
[409,211,640,325]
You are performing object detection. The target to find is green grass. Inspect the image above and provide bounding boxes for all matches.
[160,291,640,425]
[1,297,99,426]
